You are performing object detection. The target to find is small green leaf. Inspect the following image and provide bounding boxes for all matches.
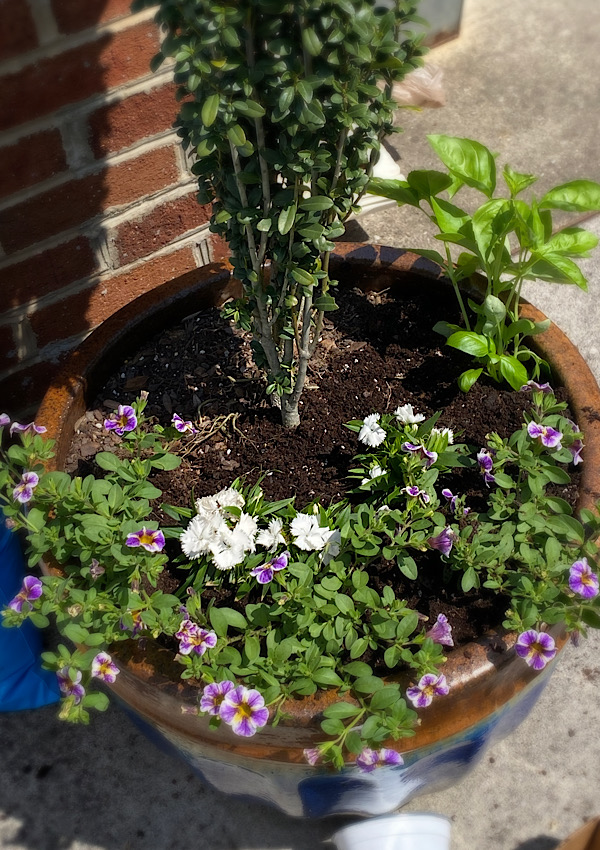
[300,196,334,211]
[277,203,297,235]
[353,675,384,694]
[428,134,496,197]
[458,367,483,392]
[540,180,600,212]
[447,331,489,357]
[498,355,529,391]
[227,124,247,147]
[461,566,478,592]
[232,99,266,119]
[302,27,322,56]
[201,93,220,127]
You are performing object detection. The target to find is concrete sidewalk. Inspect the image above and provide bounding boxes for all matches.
[2,1,600,847]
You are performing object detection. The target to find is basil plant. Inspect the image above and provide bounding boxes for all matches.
[369,135,600,392]
[133,0,425,427]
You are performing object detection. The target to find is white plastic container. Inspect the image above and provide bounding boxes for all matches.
[332,812,452,850]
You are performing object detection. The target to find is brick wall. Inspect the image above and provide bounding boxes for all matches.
[0,0,223,417]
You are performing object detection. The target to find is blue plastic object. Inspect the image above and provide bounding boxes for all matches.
[0,518,60,711]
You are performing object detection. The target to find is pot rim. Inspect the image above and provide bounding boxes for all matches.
[35,244,600,760]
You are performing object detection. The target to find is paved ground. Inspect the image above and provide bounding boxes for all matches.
[2,0,600,847]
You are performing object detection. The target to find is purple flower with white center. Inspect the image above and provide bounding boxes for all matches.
[401,442,438,468]
[520,380,552,393]
[104,404,137,436]
[9,421,47,436]
[515,629,556,670]
[379,748,403,767]
[12,471,39,504]
[8,575,43,613]
[125,526,165,553]
[569,439,584,465]
[119,609,143,635]
[200,680,235,715]
[406,673,449,708]
[355,748,379,772]
[441,488,458,512]
[303,748,321,766]
[476,449,495,485]
[358,413,387,448]
[569,558,599,599]
[57,667,85,704]
[250,551,289,585]
[91,652,120,683]
[176,620,217,656]
[172,413,198,434]
[403,485,430,504]
[220,685,269,737]
[427,527,455,556]
[0,413,10,427]
[527,421,563,449]
[425,613,454,647]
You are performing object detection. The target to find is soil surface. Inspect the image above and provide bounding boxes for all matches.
[66,279,579,651]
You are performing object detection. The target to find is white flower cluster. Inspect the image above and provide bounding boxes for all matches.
[180,489,340,570]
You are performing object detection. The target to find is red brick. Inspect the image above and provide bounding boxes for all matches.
[51,0,145,34]
[0,0,38,61]
[0,145,179,254]
[89,83,177,157]
[29,246,196,347]
[0,130,67,200]
[209,233,230,263]
[114,192,210,265]
[2,237,98,308]
[0,359,65,419]
[0,22,160,132]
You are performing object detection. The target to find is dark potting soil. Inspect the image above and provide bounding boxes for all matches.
[65,279,579,651]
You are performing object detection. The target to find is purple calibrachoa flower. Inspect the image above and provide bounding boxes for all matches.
[91,652,120,683]
[402,485,430,504]
[0,413,10,427]
[176,619,217,656]
[569,558,599,599]
[355,748,379,772]
[125,526,165,553]
[8,575,43,613]
[250,551,289,585]
[356,747,404,772]
[12,471,39,504]
[406,673,449,708]
[89,559,105,580]
[200,680,235,715]
[527,421,563,449]
[9,421,47,436]
[476,448,496,485]
[425,613,454,647]
[427,528,455,556]
[57,667,86,704]
[401,442,437,468]
[104,404,137,436]
[172,413,198,434]
[441,488,458,512]
[120,609,143,635]
[520,380,552,393]
[303,747,321,766]
[515,629,556,670]
[569,439,584,465]
[220,685,270,737]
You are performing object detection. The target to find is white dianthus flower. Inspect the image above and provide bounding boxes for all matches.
[195,494,221,517]
[358,413,386,448]
[290,513,330,551]
[234,512,258,553]
[362,464,385,484]
[394,403,425,424]
[210,529,246,570]
[256,518,286,551]
[181,515,213,559]
[215,487,245,511]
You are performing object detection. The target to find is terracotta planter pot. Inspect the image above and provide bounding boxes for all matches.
[36,244,600,818]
